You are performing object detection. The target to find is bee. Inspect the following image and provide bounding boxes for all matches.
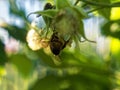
[50,32,69,55]
[26,29,69,55]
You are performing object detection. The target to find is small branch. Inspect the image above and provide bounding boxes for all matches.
[87,7,104,13]
[81,3,88,8]
[79,0,120,7]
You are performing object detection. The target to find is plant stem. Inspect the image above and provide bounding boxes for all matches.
[87,7,104,13]
[79,0,120,7]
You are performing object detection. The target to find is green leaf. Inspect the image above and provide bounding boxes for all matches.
[29,75,60,90]
[95,0,111,19]
[28,9,58,18]
[56,0,71,9]
[30,72,111,90]
[98,8,111,19]
[0,40,8,66]
[35,50,57,67]
[101,20,120,39]
[9,54,33,77]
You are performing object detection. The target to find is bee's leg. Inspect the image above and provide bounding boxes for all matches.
[75,32,86,42]
[36,14,41,17]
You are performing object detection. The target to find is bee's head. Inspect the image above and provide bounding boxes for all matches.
[44,3,55,10]
[51,47,60,55]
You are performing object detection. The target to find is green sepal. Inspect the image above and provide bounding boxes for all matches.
[73,9,96,43]
[73,6,88,19]
[56,0,71,9]
[27,9,58,18]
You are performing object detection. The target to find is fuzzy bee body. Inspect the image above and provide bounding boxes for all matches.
[50,32,69,55]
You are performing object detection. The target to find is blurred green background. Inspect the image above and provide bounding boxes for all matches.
[0,0,120,90]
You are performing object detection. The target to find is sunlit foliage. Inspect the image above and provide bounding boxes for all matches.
[0,0,120,90]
